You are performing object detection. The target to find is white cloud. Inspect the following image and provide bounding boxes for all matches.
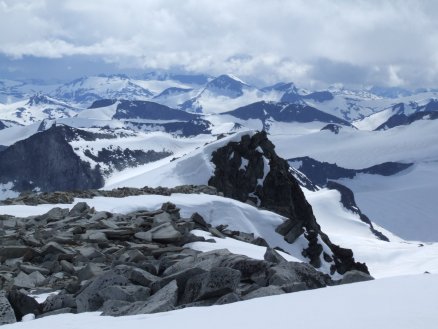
[1,0,438,87]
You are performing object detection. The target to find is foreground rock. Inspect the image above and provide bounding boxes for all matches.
[0,201,372,324]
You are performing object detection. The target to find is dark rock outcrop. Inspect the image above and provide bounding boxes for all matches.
[208,131,368,275]
[7,290,41,320]
[375,110,438,130]
[0,125,104,193]
[289,156,412,187]
[223,101,350,131]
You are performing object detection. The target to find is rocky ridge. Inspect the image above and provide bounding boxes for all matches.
[0,201,373,324]
[208,131,369,274]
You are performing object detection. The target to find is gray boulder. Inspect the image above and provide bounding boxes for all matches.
[13,272,38,289]
[182,267,241,304]
[150,222,183,243]
[41,242,73,257]
[0,291,16,325]
[38,307,74,318]
[98,285,151,302]
[100,300,131,315]
[75,272,130,312]
[0,246,35,259]
[340,270,374,285]
[150,267,206,294]
[264,248,287,264]
[281,282,308,293]
[113,265,160,287]
[77,263,105,282]
[43,293,76,313]
[41,207,69,222]
[19,264,50,276]
[215,292,242,305]
[69,202,91,217]
[242,285,284,300]
[102,280,178,316]
[268,262,330,289]
[217,255,271,285]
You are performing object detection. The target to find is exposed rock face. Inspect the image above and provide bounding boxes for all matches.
[289,156,412,186]
[0,125,104,193]
[208,131,369,275]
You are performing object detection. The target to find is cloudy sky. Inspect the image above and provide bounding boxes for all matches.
[0,0,437,88]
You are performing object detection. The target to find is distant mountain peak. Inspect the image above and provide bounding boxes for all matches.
[26,93,55,106]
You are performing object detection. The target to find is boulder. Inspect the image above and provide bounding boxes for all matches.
[264,248,287,264]
[41,207,69,222]
[102,280,178,316]
[75,272,130,312]
[150,267,206,294]
[6,290,41,321]
[217,255,271,285]
[268,262,330,289]
[215,292,242,305]
[77,263,105,282]
[19,264,50,276]
[0,291,16,325]
[13,272,35,289]
[69,202,91,217]
[340,270,374,285]
[0,246,35,260]
[281,282,308,293]
[98,285,151,302]
[100,300,131,315]
[113,265,160,287]
[40,242,73,257]
[150,222,183,243]
[37,307,75,318]
[182,267,241,304]
[242,285,284,300]
[42,293,76,313]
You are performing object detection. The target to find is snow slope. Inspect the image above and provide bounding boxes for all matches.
[271,118,438,242]
[3,274,438,329]
[305,188,438,278]
[104,131,251,189]
[338,161,438,242]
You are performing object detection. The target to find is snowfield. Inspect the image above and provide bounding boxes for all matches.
[3,274,438,329]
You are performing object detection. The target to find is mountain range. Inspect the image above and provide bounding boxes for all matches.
[0,71,437,327]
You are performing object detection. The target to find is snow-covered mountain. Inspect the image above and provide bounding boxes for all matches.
[51,75,154,106]
[0,79,60,104]
[179,74,267,114]
[0,94,82,125]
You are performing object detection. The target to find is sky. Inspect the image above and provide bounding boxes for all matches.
[0,0,438,88]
